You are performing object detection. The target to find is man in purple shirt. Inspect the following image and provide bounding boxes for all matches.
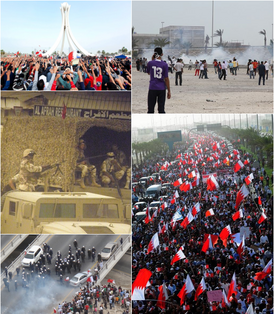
[147,47,171,113]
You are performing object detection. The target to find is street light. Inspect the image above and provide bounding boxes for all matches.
[161,22,164,31]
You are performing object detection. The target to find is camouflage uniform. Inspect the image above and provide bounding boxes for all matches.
[18,154,43,191]
[76,140,100,188]
[100,152,125,187]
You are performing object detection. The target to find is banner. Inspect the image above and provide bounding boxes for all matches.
[33,105,130,120]
[207,290,223,302]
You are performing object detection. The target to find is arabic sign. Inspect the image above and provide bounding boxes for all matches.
[207,290,223,302]
[33,106,130,120]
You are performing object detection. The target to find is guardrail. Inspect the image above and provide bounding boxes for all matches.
[1,234,50,279]
[97,234,132,286]
[1,235,29,264]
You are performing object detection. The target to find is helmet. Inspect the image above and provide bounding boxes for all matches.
[23,149,35,158]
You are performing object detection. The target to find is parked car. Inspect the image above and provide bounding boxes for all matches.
[101,242,118,260]
[21,245,43,267]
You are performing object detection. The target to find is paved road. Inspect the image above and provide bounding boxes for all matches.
[1,235,130,314]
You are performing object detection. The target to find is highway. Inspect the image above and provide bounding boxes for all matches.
[1,234,131,314]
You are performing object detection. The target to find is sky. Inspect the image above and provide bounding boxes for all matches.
[1,1,131,55]
[132,114,272,130]
[133,1,273,47]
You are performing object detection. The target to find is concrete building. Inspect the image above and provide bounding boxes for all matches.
[133,25,205,50]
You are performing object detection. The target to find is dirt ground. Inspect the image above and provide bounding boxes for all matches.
[132,67,273,113]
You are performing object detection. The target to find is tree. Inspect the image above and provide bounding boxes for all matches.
[149,38,171,48]
[204,35,210,52]
[213,29,224,46]
[97,50,101,55]
[182,42,192,55]
[259,29,267,47]
[119,47,128,54]
[1,49,5,55]
[101,50,106,55]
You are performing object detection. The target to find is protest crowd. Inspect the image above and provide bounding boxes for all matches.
[56,283,131,314]
[132,131,273,314]
[1,54,131,91]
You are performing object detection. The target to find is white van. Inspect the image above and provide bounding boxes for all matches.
[21,245,43,267]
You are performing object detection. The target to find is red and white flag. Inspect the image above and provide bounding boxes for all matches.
[205,208,214,217]
[68,51,79,62]
[107,279,115,284]
[221,289,230,308]
[132,268,153,300]
[188,170,196,179]
[144,206,151,224]
[171,250,186,265]
[227,273,237,301]
[194,277,206,300]
[232,208,243,221]
[173,178,182,187]
[192,202,200,216]
[156,283,168,309]
[201,234,213,253]
[234,160,244,172]
[254,259,272,281]
[207,175,219,191]
[244,173,254,185]
[54,309,57,314]
[235,185,249,210]
[219,225,232,247]
[236,235,245,258]
[177,274,195,305]
[245,303,254,314]
[147,233,159,254]
[181,212,194,229]
[258,212,267,224]
[223,157,230,165]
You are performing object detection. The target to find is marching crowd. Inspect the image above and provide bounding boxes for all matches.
[132,131,273,313]
[1,55,131,91]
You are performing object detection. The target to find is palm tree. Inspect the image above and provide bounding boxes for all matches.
[182,42,192,55]
[213,29,224,46]
[204,35,210,52]
[149,38,171,48]
[259,29,267,47]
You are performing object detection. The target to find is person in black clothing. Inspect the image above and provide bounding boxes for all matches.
[258,61,266,85]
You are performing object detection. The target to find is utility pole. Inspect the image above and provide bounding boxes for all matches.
[212,1,214,48]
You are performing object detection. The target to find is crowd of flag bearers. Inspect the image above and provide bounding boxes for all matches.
[132,132,272,313]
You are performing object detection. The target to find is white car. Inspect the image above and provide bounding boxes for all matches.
[70,271,93,286]
[101,242,118,260]
[21,245,43,267]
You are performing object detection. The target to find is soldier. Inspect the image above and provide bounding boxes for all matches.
[8,271,12,281]
[88,249,92,260]
[74,239,78,249]
[49,247,53,257]
[14,279,18,291]
[100,153,125,188]
[76,139,100,189]
[17,149,53,191]
[98,253,102,263]
[112,145,130,189]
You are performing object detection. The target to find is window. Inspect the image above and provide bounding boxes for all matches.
[35,249,41,257]
[83,204,119,219]
[9,201,16,216]
[39,203,76,218]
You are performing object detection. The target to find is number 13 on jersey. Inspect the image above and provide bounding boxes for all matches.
[152,66,163,79]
